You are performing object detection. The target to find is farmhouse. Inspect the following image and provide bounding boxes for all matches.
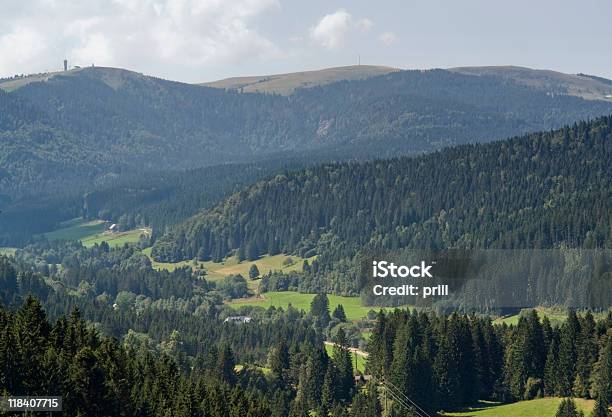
[224,316,252,324]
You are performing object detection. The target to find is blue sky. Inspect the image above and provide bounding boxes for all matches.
[1,0,611,82]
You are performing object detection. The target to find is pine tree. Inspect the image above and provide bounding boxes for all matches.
[14,296,51,394]
[389,318,419,408]
[544,335,561,396]
[66,347,109,417]
[332,305,347,322]
[574,312,597,398]
[217,344,236,385]
[555,398,581,417]
[591,393,610,417]
[249,264,260,280]
[333,328,355,402]
[268,340,290,382]
[593,334,612,407]
[321,365,337,409]
[365,311,389,378]
[310,293,331,328]
[558,310,581,396]
[289,399,310,417]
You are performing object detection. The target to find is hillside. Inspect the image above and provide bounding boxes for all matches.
[4,66,612,245]
[4,66,612,196]
[202,65,398,94]
[152,116,612,300]
[449,65,612,101]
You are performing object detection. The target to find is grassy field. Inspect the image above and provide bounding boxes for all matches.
[44,218,149,248]
[494,307,609,327]
[44,218,106,241]
[81,228,148,248]
[204,65,398,95]
[442,398,594,417]
[229,291,387,321]
[147,252,312,279]
[324,343,366,373]
[0,247,17,256]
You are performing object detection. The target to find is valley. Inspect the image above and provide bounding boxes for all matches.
[1,64,611,417]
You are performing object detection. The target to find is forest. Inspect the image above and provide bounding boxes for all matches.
[1,290,610,416]
[1,65,611,416]
[151,117,612,303]
[3,67,612,246]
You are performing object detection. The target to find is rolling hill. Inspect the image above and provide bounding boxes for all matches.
[3,65,612,245]
[449,65,612,101]
[4,65,612,196]
[202,65,398,95]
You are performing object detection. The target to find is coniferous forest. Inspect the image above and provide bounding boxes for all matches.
[1,61,612,417]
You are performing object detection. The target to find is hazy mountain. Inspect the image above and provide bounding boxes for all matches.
[449,65,612,101]
[2,64,612,245]
[4,66,612,194]
[202,65,399,95]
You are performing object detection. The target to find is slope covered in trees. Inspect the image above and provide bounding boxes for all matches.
[153,116,612,264]
[4,66,612,198]
[4,66,612,246]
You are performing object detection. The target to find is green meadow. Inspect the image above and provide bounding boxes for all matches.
[442,398,594,417]
[44,218,149,248]
[228,291,386,321]
[324,343,366,373]
[147,252,313,278]
[494,307,609,327]
[0,247,17,256]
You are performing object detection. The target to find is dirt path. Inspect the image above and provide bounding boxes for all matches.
[324,341,369,357]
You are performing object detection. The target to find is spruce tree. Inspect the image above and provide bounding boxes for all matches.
[268,340,290,382]
[593,334,612,407]
[591,393,610,417]
[249,264,260,280]
[555,398,581,417]
[558,311,581,396]
[333,328,355,402]
[310,293,331,328]
[332,305,347,322]
[217,344,236,385]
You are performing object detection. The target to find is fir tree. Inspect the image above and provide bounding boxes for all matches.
[249,264,260,280]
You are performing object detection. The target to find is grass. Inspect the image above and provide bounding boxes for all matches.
[0,247,17,256]
[81,228,148,248]
[235,364,272,375]
[228,291,385,321]
[148,252,313,279]
[494,307,609,327]
[442,398,594,417]
[324,344,366,373]
[44,218,106,241]
[204,65,398,95]
[44,218,149,248]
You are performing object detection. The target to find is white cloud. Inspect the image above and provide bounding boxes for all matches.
[378,31,397,45]
[0,0,280,81]
[356,18,374,32]
[310,9,352,49]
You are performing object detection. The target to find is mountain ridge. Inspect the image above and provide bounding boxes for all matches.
[201,65,399,95]
[449,65,612,101]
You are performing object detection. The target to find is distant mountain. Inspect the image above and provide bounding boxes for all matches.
[449,66,612,101]
[3,65,612,245]
[4,66,612,195]
[202,65,398,95]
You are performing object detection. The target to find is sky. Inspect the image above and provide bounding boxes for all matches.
[1,0,611,83]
